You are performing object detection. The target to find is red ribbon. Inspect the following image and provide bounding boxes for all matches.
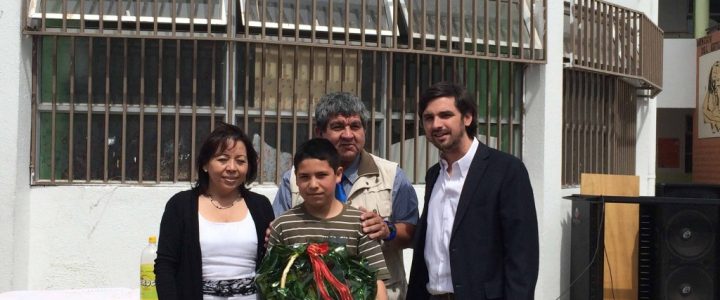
[306,243,353,300]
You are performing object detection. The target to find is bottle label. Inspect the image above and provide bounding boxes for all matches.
[140,263,158,300]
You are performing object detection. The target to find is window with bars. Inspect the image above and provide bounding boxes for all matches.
[562,69,637,187]
[28,0,528,185]
[35,37,226,183]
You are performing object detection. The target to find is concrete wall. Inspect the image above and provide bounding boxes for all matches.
[636,96,658,196]
[23,185,278,289]
[657,39,697,109]
[524,0,569,298]
[0,0,32,292]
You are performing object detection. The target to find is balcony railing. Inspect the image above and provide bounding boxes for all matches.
[564,0,662,95]
[24,0,547,63]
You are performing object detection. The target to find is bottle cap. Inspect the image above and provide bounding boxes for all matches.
[148,236,157,244]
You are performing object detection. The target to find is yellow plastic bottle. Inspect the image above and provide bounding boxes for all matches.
[140,236,158,300]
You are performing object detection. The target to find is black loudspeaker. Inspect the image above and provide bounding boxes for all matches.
[570,200,604,300]
[638,184,720,300]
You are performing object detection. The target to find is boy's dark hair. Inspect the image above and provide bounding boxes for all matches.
[419,81,478,137]
[293,138,341,172]
[195,122,258,197]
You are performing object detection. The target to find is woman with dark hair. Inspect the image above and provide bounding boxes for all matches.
[155,122,274,300]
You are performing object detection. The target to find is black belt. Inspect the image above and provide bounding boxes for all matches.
[202,277,256,297]
[430,293,454,300]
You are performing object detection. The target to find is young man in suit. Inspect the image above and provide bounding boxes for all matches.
[408,82,539,299]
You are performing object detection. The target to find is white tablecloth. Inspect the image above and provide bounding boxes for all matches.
[0,288,139,300]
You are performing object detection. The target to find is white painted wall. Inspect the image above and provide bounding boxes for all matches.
[524,0,568,298]
[637,97,658,196]
[22,185,277,290]
[631,0,659,197]
[0,0,32,292]
[657,39,697,108]
[609,0,659,23]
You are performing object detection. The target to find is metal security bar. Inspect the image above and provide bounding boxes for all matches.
[564,0,662,95]
[24,0,546,63]
[562,69,636,187]
[33,36,226,183]
[26,0,529,185]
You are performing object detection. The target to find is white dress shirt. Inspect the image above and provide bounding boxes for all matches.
[424,138,479,295]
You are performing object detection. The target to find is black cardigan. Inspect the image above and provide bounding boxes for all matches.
[154,189,275,300]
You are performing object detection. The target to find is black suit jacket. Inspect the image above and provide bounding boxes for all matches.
[407,142,539,300]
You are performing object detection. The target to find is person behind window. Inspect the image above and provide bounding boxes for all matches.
[155,122,274,300]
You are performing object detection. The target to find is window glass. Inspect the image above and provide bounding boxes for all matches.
[402,0,542,51]
[30,0,227,25]
[242,0,391,33]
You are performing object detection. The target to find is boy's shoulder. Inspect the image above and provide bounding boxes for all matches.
[342,205,363,217]
[272,206,306,223]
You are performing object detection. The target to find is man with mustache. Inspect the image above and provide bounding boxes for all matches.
[272,92,419,300]
[408,82,539,299]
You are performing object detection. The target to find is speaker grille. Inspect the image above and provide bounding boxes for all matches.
[663,266,714,300]
[641,184,720,300]
[664,210,715,259]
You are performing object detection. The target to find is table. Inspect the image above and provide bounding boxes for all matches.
[0,288,139,300]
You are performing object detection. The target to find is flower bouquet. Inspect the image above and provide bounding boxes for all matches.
[256,242,377,300]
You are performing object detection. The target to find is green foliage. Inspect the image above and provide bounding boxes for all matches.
[257,244,377,300]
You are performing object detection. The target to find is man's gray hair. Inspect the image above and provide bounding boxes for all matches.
[314,92,370,130]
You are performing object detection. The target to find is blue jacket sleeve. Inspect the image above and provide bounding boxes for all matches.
[272,170,293,218]
[390,166,419,225]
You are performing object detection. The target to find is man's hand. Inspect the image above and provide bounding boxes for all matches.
[264,227,271,248]
[358,207,390,240]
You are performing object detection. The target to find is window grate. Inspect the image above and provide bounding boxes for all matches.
[26,0,529,185]
[562,69,637,187]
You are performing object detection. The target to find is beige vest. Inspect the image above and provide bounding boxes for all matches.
[289,151,407,296]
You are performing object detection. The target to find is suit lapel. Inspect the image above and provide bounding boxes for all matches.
[419,164,441,246]
[451,142,490,237]
[424,165,441,208]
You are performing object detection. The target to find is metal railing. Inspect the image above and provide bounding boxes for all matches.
[25,0,547,63]
[564,0,662,95]
[25,0,530,185]
[562,69,637,187]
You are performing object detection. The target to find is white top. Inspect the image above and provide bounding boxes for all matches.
[198,212,258,281]
[424,138,479,295]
